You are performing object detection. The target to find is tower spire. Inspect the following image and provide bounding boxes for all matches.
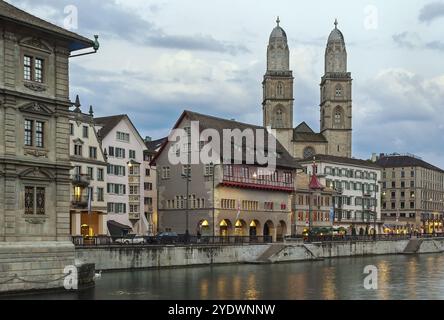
[334,18,338,29]
[276,16,280,27]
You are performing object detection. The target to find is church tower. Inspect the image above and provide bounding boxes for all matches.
[262,17,294,130]
[320,19,352,158]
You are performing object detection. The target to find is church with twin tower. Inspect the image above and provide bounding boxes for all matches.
[262,18,352,159]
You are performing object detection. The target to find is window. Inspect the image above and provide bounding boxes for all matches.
[35,121,44,148]
[182,165,191,177]
[97,188,104,202]
[391,202,396,209]
[107,164,125,176]
[24,55,44,83]
[24,120,44,148]
[401,171,405,178]
[204,164,214,176]
[392,181,396,188]
[108,146,115,157]
[145,197,153,206]
[108,203,126,214]
[25,120,33,146]
[401,181,405,188]
[335,84,343,97]
[275,109,283,128]
[277,82,284,96]
[162,167,171,180]
[334,107,343,126]
[411,171,415,178]
[97,168,104,181]
[410,181,415,188]
[107,184,126,195]
[391,192,396,199]
[303,147,315,159]
[25,186,45,215]
[146,169,151,177]
[144,183,153,191]
[116,132,130,142]
[74,144,83,157]
[129,165,139,175]
[410,202,415,209]
[70,123,74,135]
[87,167,94,180]
[129,186,140,195]
[115,148,125,158]
[129,150,136,159]
[89,147,97,159]
[83,126,89,138]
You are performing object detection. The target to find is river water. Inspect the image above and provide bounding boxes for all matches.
[6,253,444,300]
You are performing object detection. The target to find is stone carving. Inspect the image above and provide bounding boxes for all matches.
[19,102,53,116]
[21,37,51,52]
[24,82,47,92]
[25,217,47,225]
[24,148,48,158]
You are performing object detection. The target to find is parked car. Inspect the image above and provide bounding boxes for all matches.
[114,234,147,245]
[156,232,179,244]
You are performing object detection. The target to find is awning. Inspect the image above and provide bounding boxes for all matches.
[107,220,132,237]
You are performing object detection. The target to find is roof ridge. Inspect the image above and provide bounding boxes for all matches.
[185,110,264,129]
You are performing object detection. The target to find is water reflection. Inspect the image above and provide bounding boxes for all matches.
[5,254,444,300]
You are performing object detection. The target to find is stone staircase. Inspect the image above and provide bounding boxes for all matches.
[250,244,287,264]
[403,238,423,254]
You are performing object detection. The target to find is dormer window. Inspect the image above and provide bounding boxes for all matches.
[24,55,44,83]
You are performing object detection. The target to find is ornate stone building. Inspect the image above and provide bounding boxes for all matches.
[263,18,352,159]
[0,1,97,292]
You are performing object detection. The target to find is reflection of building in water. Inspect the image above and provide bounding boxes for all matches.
[321,267,337,300]
[245,273,259,300]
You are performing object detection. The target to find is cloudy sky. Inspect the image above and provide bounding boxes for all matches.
[7,0,444,167]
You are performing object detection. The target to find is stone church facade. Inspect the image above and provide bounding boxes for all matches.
[263,18,352,160]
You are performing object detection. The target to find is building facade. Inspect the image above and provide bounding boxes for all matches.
[293,170,334,236]
[300,155,383,235]
[263,18,352,160]
[95,115,148,235]
[376,154,444,234]
[143,137,164,236]
[153,111,301,241]
[0,0,96,292]
[69,96,108,237]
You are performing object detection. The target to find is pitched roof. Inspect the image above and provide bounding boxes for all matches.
[0,0,94,51]
[292,122,328,143]
[376,155,444,173]
[299,154,381,169]
[145,137,167,152]
[95,114,146,148]
[152,110,302,170]
[294,122,314,133]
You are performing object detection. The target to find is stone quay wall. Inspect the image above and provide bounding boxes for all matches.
[0,242,75,293]
[76,238,444,271]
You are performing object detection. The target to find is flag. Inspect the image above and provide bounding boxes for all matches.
[329,208,335,222]
[87,187,92,215]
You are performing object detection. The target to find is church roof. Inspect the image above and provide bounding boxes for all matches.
[269,17,287,42]
[0,0,95,52]
[293,122,328,143]
[328,19,345,43]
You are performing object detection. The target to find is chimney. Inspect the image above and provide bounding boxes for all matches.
[145,136,152,142]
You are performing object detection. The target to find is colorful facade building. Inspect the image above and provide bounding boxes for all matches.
[69,96,108,237]
[95,115,148,235]
[152,110,301,241]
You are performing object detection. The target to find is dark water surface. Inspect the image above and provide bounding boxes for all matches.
[5,254,444,300]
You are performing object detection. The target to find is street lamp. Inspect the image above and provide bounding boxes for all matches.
[181,168,191,242]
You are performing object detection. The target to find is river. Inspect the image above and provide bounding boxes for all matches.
[5,253,444,300]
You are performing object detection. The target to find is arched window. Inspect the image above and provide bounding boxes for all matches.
[277,82,284,97]
[335,84,343,97]
[275,108,284,128]
[303,147,315,159]
[334,106,343,127]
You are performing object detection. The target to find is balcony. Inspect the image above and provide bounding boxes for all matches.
[129,195,140,202]
[71,194,89,209]
[72,174,91,187]
[221,165,294,192]
[129,212,140,220]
